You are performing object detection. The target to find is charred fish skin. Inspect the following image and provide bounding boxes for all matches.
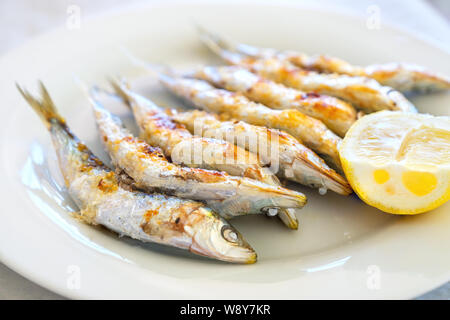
[109,79,303,230]
[89,95,307,218]
[199,31,417,113]
[198,27,450,93]
[189,64,356,137]
[196,33,357,137]
[109,79,267,180]
[242,57,417,114]
[284,53,450,93]
[158,74,349,190]
[214,50,416,114]
[171,109,352,195]
[18,82,257,264]
[176,70,343,171]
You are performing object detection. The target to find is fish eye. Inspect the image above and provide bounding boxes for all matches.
[262,206,280,216]
[221,225,239,243]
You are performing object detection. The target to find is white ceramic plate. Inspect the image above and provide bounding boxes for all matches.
[0,0,449,299]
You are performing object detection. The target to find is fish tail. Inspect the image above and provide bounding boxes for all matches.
[17,82,66,129]
[108,77,133,109]
[120,47,182,93]
[109,78,163,118]
[72,75,104,112]
[196,25,235,53]
[120,46,175,78]
[85,87,126,130]
[196,27,246,64]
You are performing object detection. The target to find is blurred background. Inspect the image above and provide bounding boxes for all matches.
[0,0,448,300]
[1,0,449,55]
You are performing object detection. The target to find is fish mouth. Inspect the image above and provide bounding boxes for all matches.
[205,179,307,219]
[239,179,307,208]
[238,178,304,231]
[190,235,257,264]
[244,252,258,264]
[189,212,257,264]
[266,208,299,230]
[386,89,418,113]
[252,186,307,210]
[291,156,353,195]
[321,173,353,195]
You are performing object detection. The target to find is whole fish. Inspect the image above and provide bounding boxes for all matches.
[288,58,450,94]
[170,109,352,195]
[18,82,256,263]
[89,94,306,219]
[198,29,450,92]
[168,72,343,171]
[109,79,302,229]
[200,31,417,113]
[189,65,356,137]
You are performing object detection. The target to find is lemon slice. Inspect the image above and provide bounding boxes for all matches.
[340,111,450,214]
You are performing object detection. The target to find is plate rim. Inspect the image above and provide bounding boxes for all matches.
[0,0,449,300]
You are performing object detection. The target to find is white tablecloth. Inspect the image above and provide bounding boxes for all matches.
[0,0,448,300]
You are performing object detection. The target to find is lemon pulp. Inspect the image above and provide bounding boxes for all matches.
[340,111,450,215]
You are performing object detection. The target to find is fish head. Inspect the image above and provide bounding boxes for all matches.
[238,179,307,212]
[189,208,257,264]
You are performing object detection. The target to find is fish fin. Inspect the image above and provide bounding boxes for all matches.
[72,76,107,114]
[72,209,97,225]
[277,208,299,230]
[17,81,65,129]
